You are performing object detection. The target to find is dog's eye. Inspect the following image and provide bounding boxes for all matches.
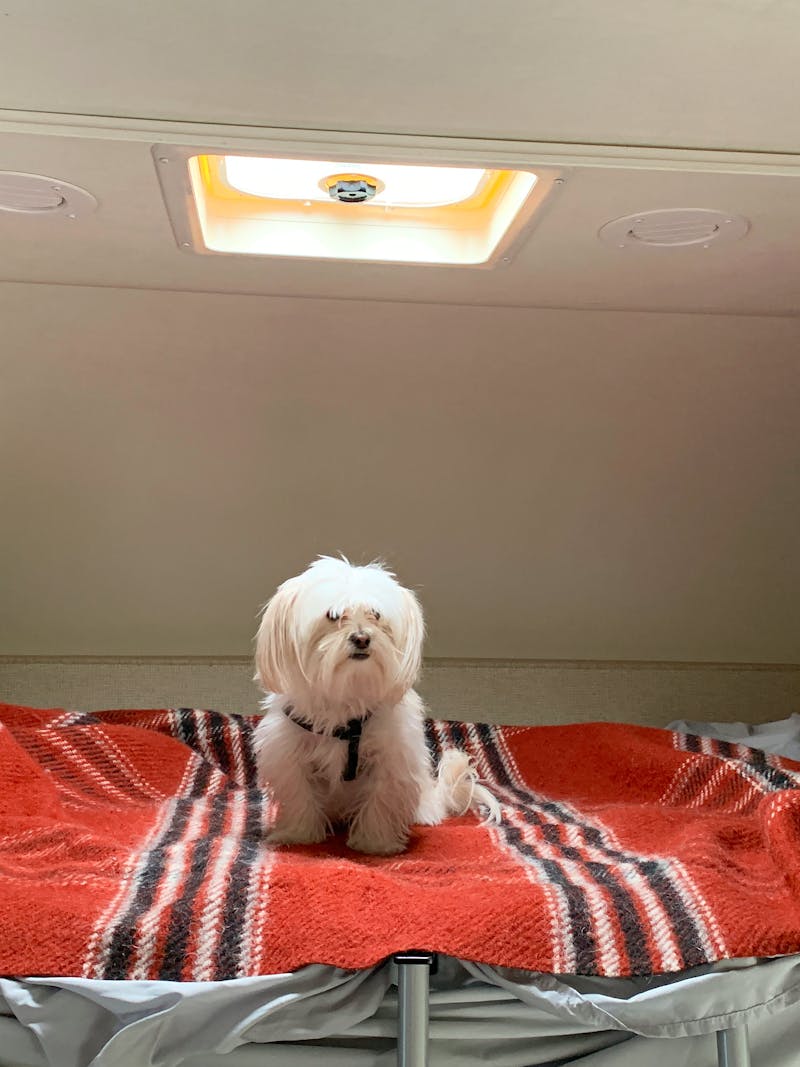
[326,609,340,622]
[373,610,381,621]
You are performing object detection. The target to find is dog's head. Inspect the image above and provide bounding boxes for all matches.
[254,556,424,709]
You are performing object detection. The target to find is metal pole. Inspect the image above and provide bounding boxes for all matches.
[394,951,435,1067]
[716,1026,751,1067]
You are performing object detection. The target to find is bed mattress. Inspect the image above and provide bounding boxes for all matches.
[2,714,799,1067]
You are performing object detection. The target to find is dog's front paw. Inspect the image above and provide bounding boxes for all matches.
[346,825,409,856]
[268,813,328,847]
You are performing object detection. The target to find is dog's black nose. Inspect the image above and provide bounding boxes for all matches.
[349,631,371,650]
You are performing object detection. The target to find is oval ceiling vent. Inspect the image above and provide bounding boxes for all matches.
[599,209,749,249]
[0,172,97,217]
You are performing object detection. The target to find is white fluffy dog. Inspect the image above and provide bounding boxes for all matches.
[253,556,498,855]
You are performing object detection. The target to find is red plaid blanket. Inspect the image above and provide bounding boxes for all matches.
[1,703,800,981]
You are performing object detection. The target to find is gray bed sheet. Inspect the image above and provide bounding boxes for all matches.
[668,711,800,761]
[2,713,799,1067]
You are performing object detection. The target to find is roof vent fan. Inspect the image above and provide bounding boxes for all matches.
[0,172,97,218]
[599,208,749,248]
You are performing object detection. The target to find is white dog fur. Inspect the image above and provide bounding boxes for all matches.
[253,556,498,855]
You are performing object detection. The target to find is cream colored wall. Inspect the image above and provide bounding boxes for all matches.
[3,285,800,666]
[2,657,798,728]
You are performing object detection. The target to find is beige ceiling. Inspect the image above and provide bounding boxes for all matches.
[0,1,798,664]
[1,0,799,153]
[0,123,799,315]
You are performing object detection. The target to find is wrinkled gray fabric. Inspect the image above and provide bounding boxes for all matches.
[667,712,800,761]
[466,954,800,1038]
[0,965,391,1067]
[3,956,800,1066]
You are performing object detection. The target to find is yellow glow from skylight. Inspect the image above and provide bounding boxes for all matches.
[222,156,487,208]
[157,148,551,266]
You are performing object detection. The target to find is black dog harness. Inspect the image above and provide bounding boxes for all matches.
[283,705,371,781]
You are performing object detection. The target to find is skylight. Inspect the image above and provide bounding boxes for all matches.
[155,146,554,267]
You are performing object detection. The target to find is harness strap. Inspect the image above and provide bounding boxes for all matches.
[283,705,370,781]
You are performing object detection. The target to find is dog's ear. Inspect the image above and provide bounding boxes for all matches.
[254,581,301,694]
[395,587,425,689]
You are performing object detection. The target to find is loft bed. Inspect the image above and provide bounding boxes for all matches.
[1,703,799,1066]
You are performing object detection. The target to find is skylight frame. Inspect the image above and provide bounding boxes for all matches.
[154,143,561,268]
